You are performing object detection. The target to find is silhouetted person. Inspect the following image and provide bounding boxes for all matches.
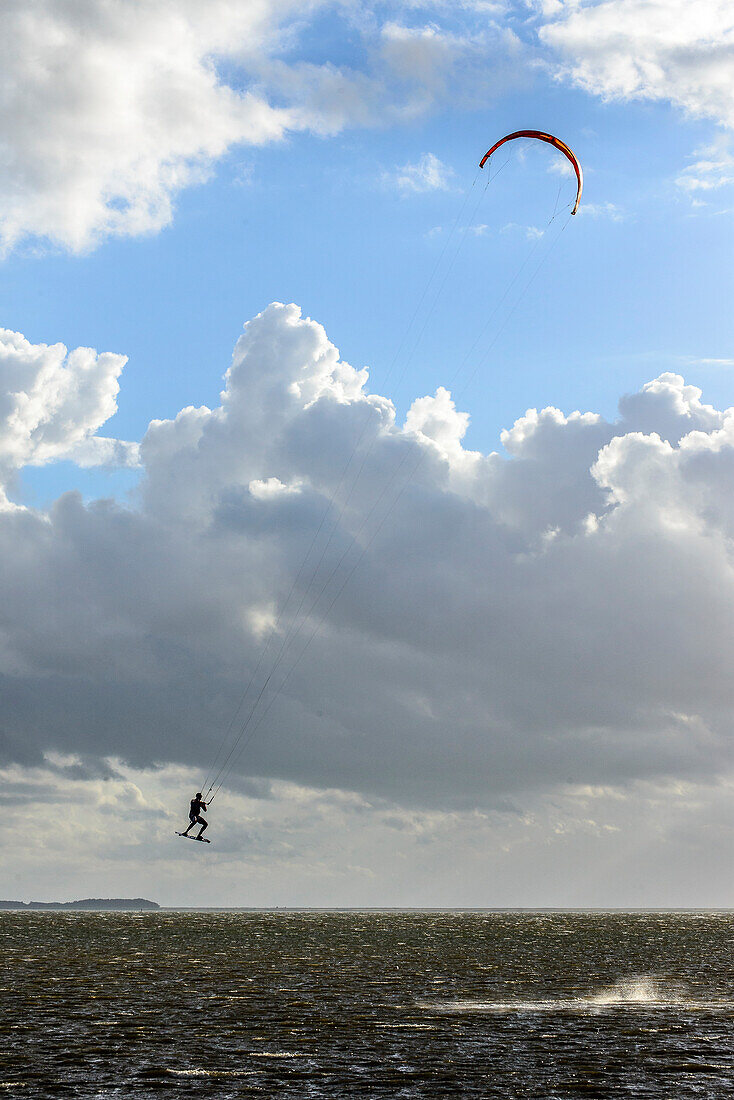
[182,793,208,839]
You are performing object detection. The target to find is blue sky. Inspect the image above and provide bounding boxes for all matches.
[2,0,734,905]
[3,4,732,506]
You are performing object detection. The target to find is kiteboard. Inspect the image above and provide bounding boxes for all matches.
[176,832,211,844]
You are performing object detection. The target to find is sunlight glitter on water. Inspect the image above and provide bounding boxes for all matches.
[4,911,734,1098]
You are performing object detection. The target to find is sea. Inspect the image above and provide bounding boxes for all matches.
[3,910,734,1097]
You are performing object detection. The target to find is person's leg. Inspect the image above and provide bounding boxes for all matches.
[182,816,196,835]
[196,815,208,838]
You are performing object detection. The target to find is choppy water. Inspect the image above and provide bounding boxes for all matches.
[2,910,734,1097]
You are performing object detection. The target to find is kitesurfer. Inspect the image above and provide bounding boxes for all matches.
[182,792,209,840]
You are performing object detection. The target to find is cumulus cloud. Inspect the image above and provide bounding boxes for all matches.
[0,328,138,510]
[2,305,734,843]
[539,0,734,129]
[0,1,523,253]
[0,0,302,252]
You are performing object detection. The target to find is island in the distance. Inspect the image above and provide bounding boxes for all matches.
[0,898,159,910]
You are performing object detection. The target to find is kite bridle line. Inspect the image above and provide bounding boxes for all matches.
[204,140,551,800]
[205,182,575,805]
[202,164,505,802]
[205,196,575,805]
[208,209,575,804]
[200,164,493,800]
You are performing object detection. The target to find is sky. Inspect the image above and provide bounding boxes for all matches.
[1,0,734,907]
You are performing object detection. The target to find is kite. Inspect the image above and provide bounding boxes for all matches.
[480,130,583,215]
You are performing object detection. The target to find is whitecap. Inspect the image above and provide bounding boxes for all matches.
[418,977,734,1014]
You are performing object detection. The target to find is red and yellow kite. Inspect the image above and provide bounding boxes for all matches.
[480,130,583,215]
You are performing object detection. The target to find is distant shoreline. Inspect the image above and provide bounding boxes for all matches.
[0,898,159,910]
[2,903,732,913]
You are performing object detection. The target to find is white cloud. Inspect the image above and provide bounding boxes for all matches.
[547,156,575,178]
[0,0,303,253]
[540,0,734,129]
[387,152,456,194]
[0,328,137,510]
[378,20,525,106]
[501,221,545,239]
[577,201,625,221]
[676,138,734,194]
[0,1,524,253]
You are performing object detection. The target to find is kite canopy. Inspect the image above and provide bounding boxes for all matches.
[479,130,583,215]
